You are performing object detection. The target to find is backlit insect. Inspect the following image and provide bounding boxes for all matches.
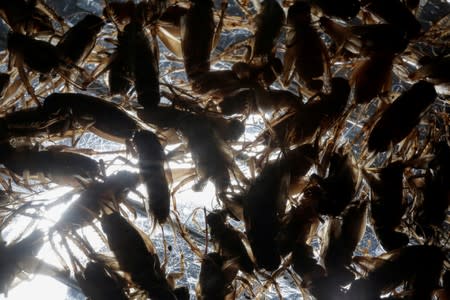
[367,81,437,153]
[133,130,171,225]
[282,1,330,91]
[0,0,447,299]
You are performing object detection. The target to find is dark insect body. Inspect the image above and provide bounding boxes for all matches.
[0,106,68,140]
[219,87,301,116]
[138,106,234,192]
[0,142,100,184]
[368,81,437,153]
[243,159,290,271]
[197,252,237,300]
[350,53,395,104]
[320,18,409,56]
[0,230,44,296]
[307,151,358,217]
[43,93,139,143]
[7,32,62,74]
[0,73,10,98]
[101,212,178,300]
[271,77,349,146]
[55,171,140,230]
[251,0,285,60]
[413,141,450,240]
[348,245,445,300]
[206,210,254,274]
[283,1,330,91]
[75,261,128,300]
[365,162,409,251]
[410,55,450,85]
[0,0,447,299]
[321,201,367,280]
[312,0,360,19]
[181,0,215,80]
[361,0,422,39]
[57,14,104,67]
[132,23,161,110]
[133,130,170,224]
[0,0,62,35]
[106,21,160,109]
[277,200,324,284]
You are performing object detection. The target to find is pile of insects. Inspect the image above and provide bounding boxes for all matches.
[0,0,449,299]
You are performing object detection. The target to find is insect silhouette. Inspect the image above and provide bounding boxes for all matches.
[133,130,171,225]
